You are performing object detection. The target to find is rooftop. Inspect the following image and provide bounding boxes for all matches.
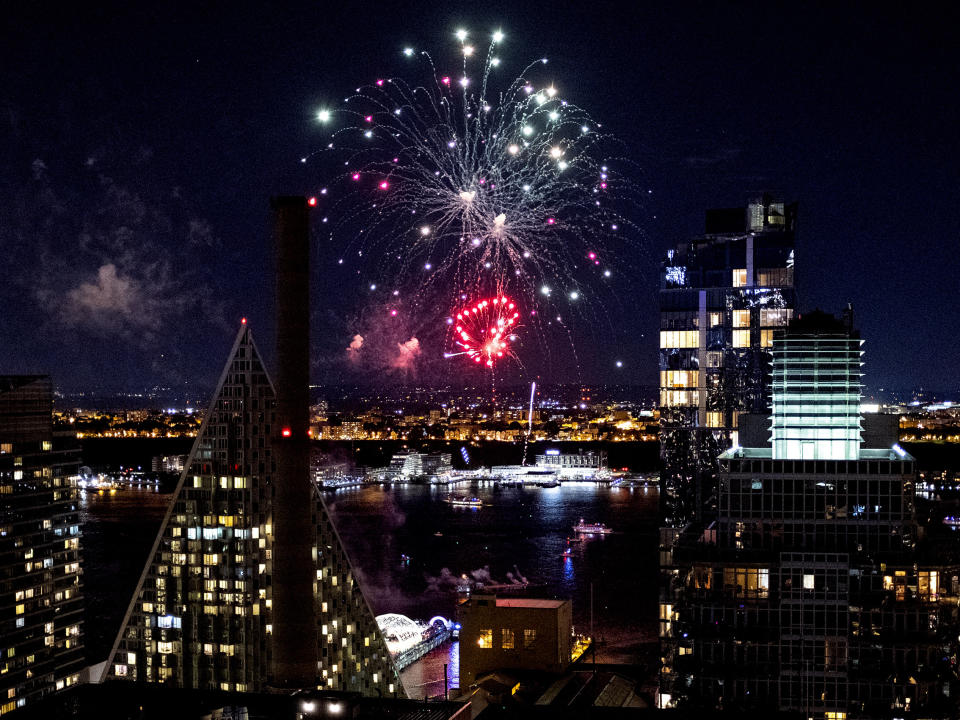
[720,446,915,462]
[495,598,568,609]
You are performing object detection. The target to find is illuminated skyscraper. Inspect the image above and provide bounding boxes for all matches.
[0,376,84,716]
[658,194,797,527]
[106,197,400,695]
[104,324,400,693]
[659,312,960,717]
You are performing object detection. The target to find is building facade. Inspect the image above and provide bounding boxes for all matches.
[659,194,797,527]
[0,376,84,716]
[459,595,572,685]
[105,325,400,695]
[659,312,960,717]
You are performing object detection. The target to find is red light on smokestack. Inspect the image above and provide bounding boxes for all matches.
[241,317,247,325]
[281,428,292,437]
[308,197,317,206]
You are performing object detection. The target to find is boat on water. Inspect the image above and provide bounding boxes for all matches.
[573,518,612,535]
[448,496,483,507]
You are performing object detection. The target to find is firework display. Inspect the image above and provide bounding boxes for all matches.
[444,295,520,368]
[309,27,639,371]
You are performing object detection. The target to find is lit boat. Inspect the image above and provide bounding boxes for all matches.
[573,518,612,535]
[448,496,483,507]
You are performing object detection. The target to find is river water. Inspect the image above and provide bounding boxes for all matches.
[326,481,660,697]
[79,470,660,697]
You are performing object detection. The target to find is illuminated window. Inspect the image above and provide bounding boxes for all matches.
[693,566,712,589]
[760,330,774,348]
[477,629,493,649]
[660,370,699,389]
[659,330,698,349]
[709,312,723,327]
[732,310,750,328]
[732,268,748,287]
[659,390,698,407]
[523,629,537,649]
[760,308,791,326]
[919,571,939,600]
[803,574,815,590]
[732,329,750,348]
[722,568,770,598]
[706,412,723,428]
[825,712,847,720]
[501,628,515,650]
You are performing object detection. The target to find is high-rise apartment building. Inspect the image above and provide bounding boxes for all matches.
[105,197,400,695]
[104,324,400,694]
[659,194,797,527]
[0,376,84,716]
[659,312,960,717]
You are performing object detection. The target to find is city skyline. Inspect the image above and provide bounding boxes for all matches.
[2,3,958,394]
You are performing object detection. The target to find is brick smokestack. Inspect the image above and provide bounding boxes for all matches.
[270,196,316,687]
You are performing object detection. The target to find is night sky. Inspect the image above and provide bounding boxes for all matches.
[2,1,958,396]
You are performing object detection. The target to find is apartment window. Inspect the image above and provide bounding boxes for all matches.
[825,637,847,671]
[659,330,698,349]
[732,268,748,287]
[732,309,750,328]
[732,329,750,348]
[706,412,723,428]
[919,571,939,600]
[659,390,698,408]
[523,629,537,649]
[693,566,712,590]
[660,370,698,389]
[760,308,791,326]
[709,312,723,327]
[477,629,493,649]
[501,628,515,650]
[757,267,792,286]
[760,329,774,348]
[723,568,769,598]
[803,574,815,590]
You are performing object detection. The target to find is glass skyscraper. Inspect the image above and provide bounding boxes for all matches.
[659,312,960,717]
[659,194,797,527]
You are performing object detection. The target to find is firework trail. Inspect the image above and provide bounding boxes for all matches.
[308,27,642,372]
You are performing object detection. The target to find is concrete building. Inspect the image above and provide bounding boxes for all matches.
[659,311,960,717]
[459,595,572,685]
[0,376,84,716]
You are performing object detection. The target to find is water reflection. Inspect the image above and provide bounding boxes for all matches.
[327,481,660,698]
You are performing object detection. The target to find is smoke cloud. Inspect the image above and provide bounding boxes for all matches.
[346,333,364,360]
[392,337,420,369]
